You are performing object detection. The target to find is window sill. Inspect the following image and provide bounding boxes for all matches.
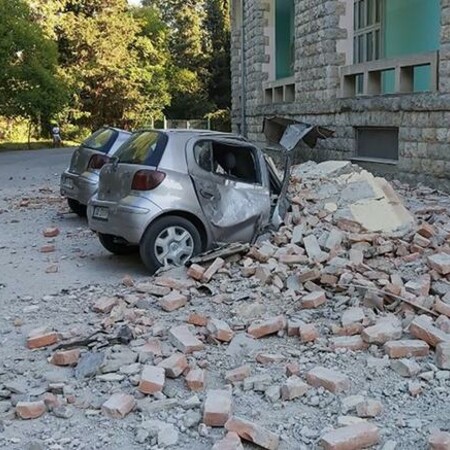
[263,77,295,104]
[351,156,398,165]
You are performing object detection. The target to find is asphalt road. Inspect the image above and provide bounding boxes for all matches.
[0,147,147,301]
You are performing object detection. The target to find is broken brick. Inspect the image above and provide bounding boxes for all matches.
[50,349,80,366]
[299,324,319,343]
[138,365,165,394]
[40,244,55,253]
[186,368,206,391]
[256,353,285,364]
[301,291,326,309]
[330,336,367,351]
[202,257,225,283]
[361,317,402,345]
[101,393,135,419]
[16,401,46,419]
[26,328,58,349]
[319,422,380,450]
[429,431,450,450]
[298,268,321,283]
[281,376,309,400]
[159,291,187,312]
[225,416,280,450]
[409,315,450,348]
[417,222,436,239]
[435,300,450,318]
[158,353,188,378]
[203,389,232,427]
[384,340,429,358]
[390,358,421,377]
[187,264,206,281]
[247,316,286,339]
[306,366,350,393]
[225,366,251,383]
[212,432,244,450]
[92,297,118,314]
[187,312,208,327]
[43,227,59,238]
[285,363,300,377]
[356,399,383,418]
[428,253,450,275]
[169,325,205,354]
[436,342,450,370]
[207,318,234,342]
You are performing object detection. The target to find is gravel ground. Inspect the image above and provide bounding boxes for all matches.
[0,149,449,450]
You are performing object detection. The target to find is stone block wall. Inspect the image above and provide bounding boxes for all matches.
[231,0,450,190]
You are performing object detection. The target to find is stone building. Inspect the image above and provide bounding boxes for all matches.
[231,0,450,188]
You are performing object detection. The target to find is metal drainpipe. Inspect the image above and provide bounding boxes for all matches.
[240,0,247,138]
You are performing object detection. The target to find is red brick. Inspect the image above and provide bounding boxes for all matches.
[287,320,302,336]
[122,275,134,287]
[409,315,450,348]
[16,401,46,419]
[435,300,450,318]
[437,315,450,333]
[138,365,165,394]
[92,297,118,314]
[43,227,60,238]
[384,340,429,358]
[255,353,285,364]
[429,431,450,450]
[212,432,244,450]
[298,268,321,283]
[225,416,280,450]
[361,317,402,344]
[42,392,60,410]
[279,254,308,265]
[281,376,310,401]
[154,276,194,290]
[50,349,80,366]
[247,316,286,339]
[101,393,135,419]
[188,313,208,327]
[207,318,234,342]
[436,342,450,370]
[319,422,380,450]
[169,325,205,353]
[285,363,300,377]
[202,257,225,283]
[417,222,436,239]
[299,324,319,343]
[413,233,431,248]
[187,264,206,281]
[186,368,206,391]
[225,366,251,383]
[40,245,55,253]
[203,389,232,427]
[428,253,450,275]
[158,353,188,378]
[301,291,326,309]
[330,336,367,351]
[139,338,162,356]
[26,327,58,349]
[159,291,187,312]
[306,367,350,393]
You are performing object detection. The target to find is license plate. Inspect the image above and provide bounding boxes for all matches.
[93,206,109,220]
[63,178,74,189]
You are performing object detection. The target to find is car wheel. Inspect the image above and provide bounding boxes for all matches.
[67,198,87,217]
[98,233,138,255]
[140,216,202,274]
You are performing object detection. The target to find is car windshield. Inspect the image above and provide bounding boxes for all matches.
[82,128,118,153]
[115,131,165,165]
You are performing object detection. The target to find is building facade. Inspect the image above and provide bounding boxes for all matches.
[231,0,450,188]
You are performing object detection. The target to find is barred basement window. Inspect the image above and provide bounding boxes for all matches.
[353,0,382,64]
[355,127,399,162]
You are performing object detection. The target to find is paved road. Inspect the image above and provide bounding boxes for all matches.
[0,147,146,301]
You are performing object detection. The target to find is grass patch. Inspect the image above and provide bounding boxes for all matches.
[0,140,79,152]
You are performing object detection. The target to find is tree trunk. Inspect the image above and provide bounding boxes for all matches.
[27,119,32,149]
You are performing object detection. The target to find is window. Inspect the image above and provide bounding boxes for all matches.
[194,140,260,184]
[275,0,295,79]
[355,127,399,161]
[116,131,167,165]
[82,128,118,153]
[353,0,382,64]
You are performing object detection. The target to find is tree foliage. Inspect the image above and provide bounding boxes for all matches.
[0,0,68,126]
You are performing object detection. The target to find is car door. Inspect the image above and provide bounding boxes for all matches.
[186,137,271,244]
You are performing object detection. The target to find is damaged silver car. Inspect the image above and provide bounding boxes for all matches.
[60,127,131,216]
[87,119,331,273]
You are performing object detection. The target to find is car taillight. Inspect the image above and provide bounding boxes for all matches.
[88,154,110,170]
[131,170,166,191]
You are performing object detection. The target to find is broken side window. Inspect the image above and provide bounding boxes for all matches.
[193,140,261,185]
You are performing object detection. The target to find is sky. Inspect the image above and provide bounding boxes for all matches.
[128,0,142,5]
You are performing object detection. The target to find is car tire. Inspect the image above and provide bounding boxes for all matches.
[67,198,87,217]
[98,233,138,255]
[140,216,202,274]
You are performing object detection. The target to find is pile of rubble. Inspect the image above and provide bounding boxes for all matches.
[3,161,450,450]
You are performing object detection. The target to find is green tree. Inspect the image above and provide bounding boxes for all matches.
[205,0,231,110]
[0,0,68,143]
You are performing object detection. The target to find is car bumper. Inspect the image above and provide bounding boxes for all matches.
[87,195,162,244]
[60,170,99,205]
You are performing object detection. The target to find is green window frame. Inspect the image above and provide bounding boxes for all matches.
[275,0,295,80]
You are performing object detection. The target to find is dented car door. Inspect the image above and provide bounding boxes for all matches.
[186,137,271,244]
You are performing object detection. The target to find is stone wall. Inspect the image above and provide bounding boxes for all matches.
[231,0,450,191]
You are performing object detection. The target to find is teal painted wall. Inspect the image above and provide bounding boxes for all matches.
[276,0,295,79]
[382,0,440,92]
